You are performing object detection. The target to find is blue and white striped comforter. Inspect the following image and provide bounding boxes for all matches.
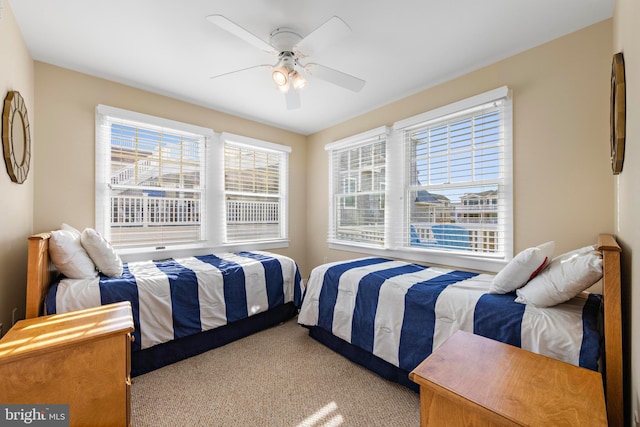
[46,251,302,351]
[298,257,601,373]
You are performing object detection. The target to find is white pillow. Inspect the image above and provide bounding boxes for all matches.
[50,229,98,279]
[489,241,555,294]
[515,246,603,307]
[552,244,598,260]
[81,228,123,278]
[61,223,82,238]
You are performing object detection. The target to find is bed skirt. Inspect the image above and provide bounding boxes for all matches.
[132,302,298,376]
[307,325,418,392]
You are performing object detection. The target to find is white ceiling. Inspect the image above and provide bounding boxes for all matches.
[8,0,613,135]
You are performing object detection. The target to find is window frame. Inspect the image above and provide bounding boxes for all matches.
[326,126,390,248]
[95,105,213,253]
[327,87,513,272]
[219,132,291,246]
[95,106,291,261]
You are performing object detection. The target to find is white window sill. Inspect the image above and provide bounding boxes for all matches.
[328,241,507,273]
[118,240,289,263]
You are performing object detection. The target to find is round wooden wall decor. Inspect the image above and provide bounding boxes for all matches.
[2,90,31,183]
[610,52,626,175]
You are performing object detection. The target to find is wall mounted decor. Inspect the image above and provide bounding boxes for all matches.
[2,91,31,183]
[610,52,626,175]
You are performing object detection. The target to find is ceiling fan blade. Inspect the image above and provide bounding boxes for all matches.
[206,15,277,54]
[304,63,365,92]
[210,64,272,80]
[294,16,351,57]
[285,88,301,110]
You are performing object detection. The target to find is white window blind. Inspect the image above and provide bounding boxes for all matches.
[222,133,290,243]
[394,87,512,258]
[96,105,212,248]
[326,127,389,246]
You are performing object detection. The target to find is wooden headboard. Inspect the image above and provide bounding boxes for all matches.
[23,232,624,426]
[25,232,56,319]
[598,233,623,427]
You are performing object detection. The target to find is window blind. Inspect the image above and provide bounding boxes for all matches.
[326,127,389,246]
[222,133,290,243]
[394,88,512,257]
[96,105,211,248]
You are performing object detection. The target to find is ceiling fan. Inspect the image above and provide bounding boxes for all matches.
[206,14,366,110]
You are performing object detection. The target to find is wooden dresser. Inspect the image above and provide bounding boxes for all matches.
[409,330,607,426]
[0,302,134,427]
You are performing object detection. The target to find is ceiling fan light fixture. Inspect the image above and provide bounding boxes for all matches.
[291,71,307,91]
[272,67,289,87]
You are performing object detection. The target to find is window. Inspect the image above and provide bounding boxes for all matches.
[221,133,290,244]
[96,105,212,248]
[396,91,510,257]
[326,127,389,246]
[96,108,291,253]
[327,87,512,271]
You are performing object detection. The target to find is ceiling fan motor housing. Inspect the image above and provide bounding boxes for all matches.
[270,28,302,53]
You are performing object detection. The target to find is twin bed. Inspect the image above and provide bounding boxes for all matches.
[25,233,302,376]
[25,232,623,426]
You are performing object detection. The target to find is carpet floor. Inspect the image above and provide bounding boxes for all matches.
[131,317,420,426]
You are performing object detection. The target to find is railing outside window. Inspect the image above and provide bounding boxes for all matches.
[111,195,200,227]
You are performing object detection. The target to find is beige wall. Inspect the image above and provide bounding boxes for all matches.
[305,20,614,277]
[613,0,640,424]
[2,7,629,413]
[32,62,308,274]
[0,2,34,335]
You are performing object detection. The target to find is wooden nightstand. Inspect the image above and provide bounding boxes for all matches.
[409,330,607,426]
[0,302,134,427]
